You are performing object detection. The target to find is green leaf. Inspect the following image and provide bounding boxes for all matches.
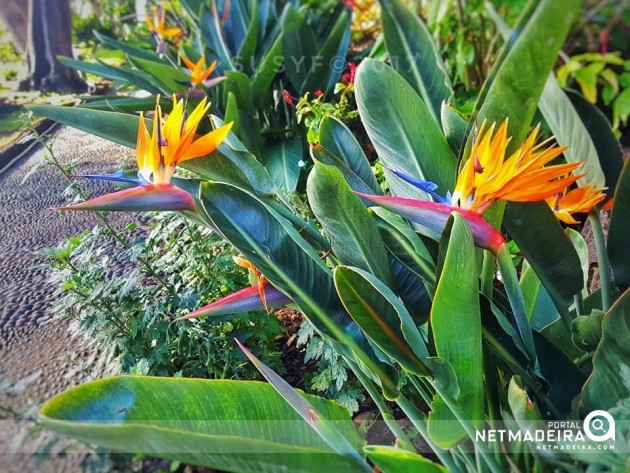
[28,106,138,147]
[508,376,546,434]
[93,30,160,61]
[96,62,164,95]
[302,10,351,94]
[200,6,234,71]
[198,182,399,397]
[378,0,452,123]
[251,35,283,102]
[520,259,558,331]
[128,56,191,94]
[613,88,630,129]
[334,266,430,375]
[225,91,240,136]
[371,207,436,286]
[262,137,303,193]
[478,0,584,148]
[355,59,457,199]
[80,97,169,113]
[565,89,624,199]
[440,102,469,157]
[224,70,253,111]
[318,116,380,194]
[58,56,128,82]
[207,115,275,196]
[503,202,583,317]
[539,76,605,189]
[236,341,370,470]
[364,445,446,473]
[307,163,393,287]
[581,289,630,412]
[235,1,259,75]
[608,159,630,290]
[40,376,366,473]
[282,6,319,91]
[309,144,377,195]
[496,244,539,367]
[428,213,483,448]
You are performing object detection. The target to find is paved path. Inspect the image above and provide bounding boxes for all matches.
[0,126,142,472]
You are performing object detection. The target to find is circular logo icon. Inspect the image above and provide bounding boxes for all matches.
[584,410,615,442]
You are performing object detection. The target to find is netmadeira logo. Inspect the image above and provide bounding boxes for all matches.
[476,410,616,451]
[583,410,615,443]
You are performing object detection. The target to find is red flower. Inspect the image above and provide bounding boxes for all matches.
[314,90,323,98]
[283,89,293,106]
[342,63,357,85]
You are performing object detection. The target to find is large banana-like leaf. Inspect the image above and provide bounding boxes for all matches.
[262,136,303,193]
[251,35,283,102]
[282,6,319,92]
[371,207,436,286]
[355,59,456,200]
[378,0,452,123]
[608,160,630,290]
[58,56,129,82]
[307,163,393,287]
[334,266,430,376]
[581,289,630,413]
[487,5,605,190]
[478,0,584,148]
[428,214,483,448]
[200,6,234,72]
[94,30,160,61]
[235,1,259,75]
[503,202,583,314]
[372,207,435,322]
[128,56,192,94]
[27,106,275,196]
[566,89,624,198]
[539,76,605,189]
[364,445,446,473]
[40,377,366,473]
[519,260,558,331]
[236,340,370,470]
[302,10,351,94]
[310,144,377,196]
[318,116,380,194]
[198,182,399,397]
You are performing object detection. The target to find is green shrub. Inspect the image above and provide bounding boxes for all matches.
[40,213,284,379]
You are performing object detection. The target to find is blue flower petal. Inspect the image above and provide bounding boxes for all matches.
[386,167,449,204]
[75,169,146,186]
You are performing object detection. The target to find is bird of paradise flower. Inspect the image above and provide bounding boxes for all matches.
[146,4,183,54]
[56,96,232,213]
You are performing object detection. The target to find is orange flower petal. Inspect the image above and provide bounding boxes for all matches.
[181,122,233,162]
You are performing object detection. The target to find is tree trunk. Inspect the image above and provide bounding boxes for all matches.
[20,0,87,93]
[0,0,28,53]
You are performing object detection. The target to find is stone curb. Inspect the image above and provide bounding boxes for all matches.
[0,119,57,176]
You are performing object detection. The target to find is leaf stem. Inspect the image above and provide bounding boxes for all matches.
[395,396,458,471]
[348,362,412,445]
[588,210,611,311]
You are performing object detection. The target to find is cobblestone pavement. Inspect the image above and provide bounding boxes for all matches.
[0,126,144,472]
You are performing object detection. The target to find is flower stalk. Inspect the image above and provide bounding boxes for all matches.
[588,209,612,311]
